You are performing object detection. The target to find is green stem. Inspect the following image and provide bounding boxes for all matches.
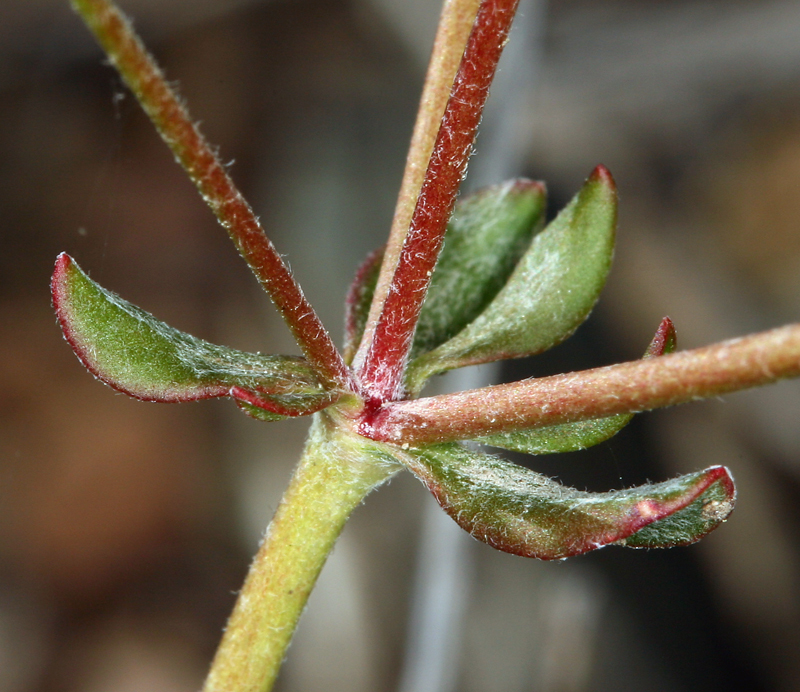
[202,415,399,692]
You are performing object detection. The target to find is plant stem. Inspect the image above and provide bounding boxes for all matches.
[355,0,481,368]
[358,0,521,401]
[71,0,352,391]
[365,323,800,444]
[203,415,399,692]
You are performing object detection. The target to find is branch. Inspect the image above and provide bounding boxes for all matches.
[357,0,521,401]
[203,419,398,691]
[71,0,352,391]
[364,324,800,445]
[353,0,481,371]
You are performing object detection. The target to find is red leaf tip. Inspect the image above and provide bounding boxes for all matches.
[646,316,677,358]
[705,464,737,501]
[507,178,547,196]
[51,252,73,302]
[589,164,615,190]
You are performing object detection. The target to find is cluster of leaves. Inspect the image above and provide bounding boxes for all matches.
[60,2,800,688]
[53,165,735,560]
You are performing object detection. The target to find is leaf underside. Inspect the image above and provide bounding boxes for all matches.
[398,442,735,560]
[52,253,334,416]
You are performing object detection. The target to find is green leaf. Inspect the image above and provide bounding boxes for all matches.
[405,166,617,394]
[343,180,546,370]
[410,179,547,360]
[343,246,384,365]
[398,442,735,560]
[52,253,335,416]
[478,416,634,455]
[478,317,676,455]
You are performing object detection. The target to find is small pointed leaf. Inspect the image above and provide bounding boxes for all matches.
[406,166,616,393]
[478,416,634,456]
[343,247,384,365]
[52,253,334,414]
[399,442,734,560]
[478,317,676,454]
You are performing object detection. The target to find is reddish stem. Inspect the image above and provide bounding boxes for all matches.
[357,0,520,402]
[355,0,480,368]
[363,324,800,444]
[71,0,352,391]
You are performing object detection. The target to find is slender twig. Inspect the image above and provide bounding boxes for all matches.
[364,324,800,444]
[354,0,481,369]
[71,0,353,391]
[202,417,398,692]
[357,0,521,402]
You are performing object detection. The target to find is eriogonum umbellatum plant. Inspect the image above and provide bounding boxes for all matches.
[54,0,800,689]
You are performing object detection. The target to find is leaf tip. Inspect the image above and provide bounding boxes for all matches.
[51,252,74,309]
[620,464,736,550]
[54,250,72,271]
[589,164,616,190]
[508,178,547,197]
[51,252,93,368]
[703,464,737,509]
[645,316,677,357]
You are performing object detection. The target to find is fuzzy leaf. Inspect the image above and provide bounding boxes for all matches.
[343,247,384,365]
[478,416,634,456]
[52,253,334,415]
[619,476,736,549]
[478,317,676,454]
[405,166,616,393]
[399,442,735,560]
[410,179,547,361]
[343,181,546,370]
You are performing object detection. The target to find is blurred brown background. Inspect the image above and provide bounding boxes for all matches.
[2,0,800,690]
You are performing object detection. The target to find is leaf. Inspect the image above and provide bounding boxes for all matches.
[52,253,335,415]
[410,179,547,360]
[478,317,676,454]
[399,442,735,560]
[343,180,546,371]
[405,166,617,394]
[343,246,384,365]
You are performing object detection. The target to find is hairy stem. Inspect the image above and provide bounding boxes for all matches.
[358,0,521,401]
[203,415,398,692]
[71,0,352,391]
[365,324,800,444]
[355,0,481,367]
